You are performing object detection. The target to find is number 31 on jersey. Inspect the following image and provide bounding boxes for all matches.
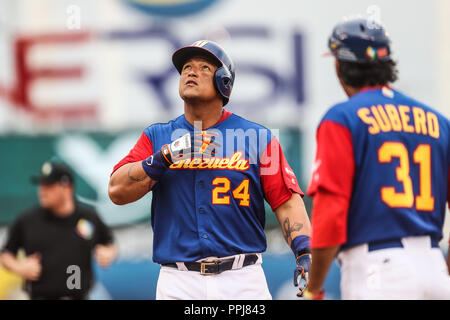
[378,141,434,211]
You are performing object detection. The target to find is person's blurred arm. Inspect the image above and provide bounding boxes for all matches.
[305,120,355,296]
[0,215,41,281]
[0,252,41,281]
[307,246,340,294]
[92,210,117,268]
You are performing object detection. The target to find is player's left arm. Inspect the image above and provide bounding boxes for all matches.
[260,136,311,246]
[260,136,312,296]
[274,192,312,297]
[274,193,311,247]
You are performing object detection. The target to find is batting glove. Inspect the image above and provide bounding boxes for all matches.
[186,130,221,160]
[142,131,221,180]
[294,252,311,297]
[291,235,311,298]
[165,131,220,162]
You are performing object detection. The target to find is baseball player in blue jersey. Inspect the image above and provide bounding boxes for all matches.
[108,40,312,299]
[303,18,450,300]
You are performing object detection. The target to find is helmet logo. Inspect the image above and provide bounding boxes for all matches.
[330,42,339,49]
[366,46,377,60]
[192,40,209,48]
[377,47,388,59]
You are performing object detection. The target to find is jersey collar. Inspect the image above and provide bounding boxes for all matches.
[182,109,233,130]
[213,109,232,126]
[358,85,390,94]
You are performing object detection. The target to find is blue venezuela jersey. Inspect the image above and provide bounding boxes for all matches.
[144,113,275,264]
[322,87,450,248]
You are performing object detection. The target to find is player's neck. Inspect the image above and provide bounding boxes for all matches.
[184,100,224,129]
[341,84,360,98]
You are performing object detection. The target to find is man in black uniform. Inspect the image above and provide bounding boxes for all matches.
[0,161,117,300]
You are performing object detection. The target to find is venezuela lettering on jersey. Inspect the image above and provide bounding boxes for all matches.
[357,104,440,138]
[169,151,250,171]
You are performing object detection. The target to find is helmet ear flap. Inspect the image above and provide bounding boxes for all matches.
[214,66,233,106]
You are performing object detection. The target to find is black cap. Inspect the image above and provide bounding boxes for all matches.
[31,161,74,185]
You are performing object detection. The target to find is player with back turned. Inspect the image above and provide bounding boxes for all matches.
[108,40,312,299]
[304,18,450,299]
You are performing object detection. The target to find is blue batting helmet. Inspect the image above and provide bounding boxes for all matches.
[328,18,392,63]
[172,40,235,106]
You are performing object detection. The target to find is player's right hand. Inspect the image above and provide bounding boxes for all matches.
[161,131,221,166]
[142,131,221,181]
[18,253,42,281]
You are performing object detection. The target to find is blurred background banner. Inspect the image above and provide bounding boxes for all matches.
[0,0,448,299]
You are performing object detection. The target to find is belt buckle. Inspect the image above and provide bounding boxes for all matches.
[200,261,219,275]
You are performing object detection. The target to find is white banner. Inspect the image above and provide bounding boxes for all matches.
[0,0,446,135]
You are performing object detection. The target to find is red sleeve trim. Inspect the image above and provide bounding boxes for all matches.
[111,132,153,175]
[268,193,293,212]
[260,137,304,211]
[310,188,349,248]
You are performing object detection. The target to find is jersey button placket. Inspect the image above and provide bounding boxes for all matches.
[195,174,209,254]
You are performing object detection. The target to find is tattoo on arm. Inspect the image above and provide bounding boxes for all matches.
[282,217,303,244]
[127,163,149,182]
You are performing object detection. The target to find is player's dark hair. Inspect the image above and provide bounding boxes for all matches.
[338,59,398,88]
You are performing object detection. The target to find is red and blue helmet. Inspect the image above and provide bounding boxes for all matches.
[328,18,392,63]
[172,40,235,106]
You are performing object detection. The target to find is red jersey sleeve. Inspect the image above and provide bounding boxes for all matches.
[260,137,304,211]
[307,120,355,197]
[306,120,355,248]
[310,190,349,248]
[112,132,153,175]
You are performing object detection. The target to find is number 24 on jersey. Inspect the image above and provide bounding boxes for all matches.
[212,177,250,207]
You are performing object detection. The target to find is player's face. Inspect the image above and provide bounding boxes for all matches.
[179,56,220,103]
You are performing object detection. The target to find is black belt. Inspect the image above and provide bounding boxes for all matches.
[162,254,259,275]
[368,238,439,252]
